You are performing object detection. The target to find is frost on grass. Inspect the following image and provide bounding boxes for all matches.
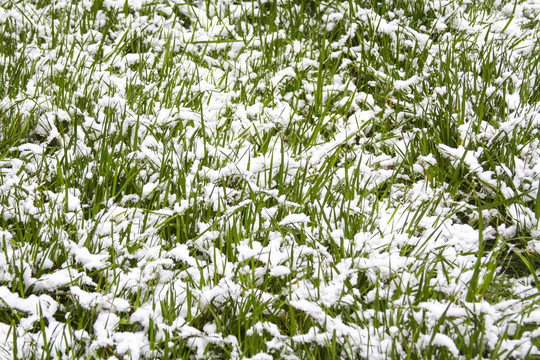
[1,0,540,359]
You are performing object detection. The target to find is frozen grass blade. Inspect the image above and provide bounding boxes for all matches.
[535,180,540,221]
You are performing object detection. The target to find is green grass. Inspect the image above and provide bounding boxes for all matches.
[0,0,540,359]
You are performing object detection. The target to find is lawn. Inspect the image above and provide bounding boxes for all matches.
[1,0,540,358]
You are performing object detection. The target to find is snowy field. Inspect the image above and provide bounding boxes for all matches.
[1,0,540,358]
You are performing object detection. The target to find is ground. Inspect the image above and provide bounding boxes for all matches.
[1,0,540,359]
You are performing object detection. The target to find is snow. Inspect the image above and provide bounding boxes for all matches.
[92,312,120,348]
[420,333,460,356]
[278,213,310,226]
[269,265,291,277]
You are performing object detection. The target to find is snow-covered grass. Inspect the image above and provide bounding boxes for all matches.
[1,0,540,358]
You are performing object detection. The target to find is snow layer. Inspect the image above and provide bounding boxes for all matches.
[0,0,540,359]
